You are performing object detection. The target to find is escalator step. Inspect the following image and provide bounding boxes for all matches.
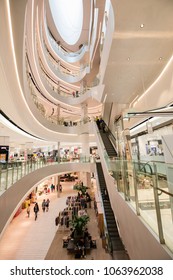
[109,232,120,238]
[107,223,117,228]
[111,240,125,250]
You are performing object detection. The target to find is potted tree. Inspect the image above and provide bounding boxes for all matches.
[71,215,90,241]
[73,184,89,195]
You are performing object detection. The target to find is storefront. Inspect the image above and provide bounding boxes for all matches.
[0,145,9,163]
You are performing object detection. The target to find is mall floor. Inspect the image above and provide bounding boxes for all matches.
[0,181,112,260]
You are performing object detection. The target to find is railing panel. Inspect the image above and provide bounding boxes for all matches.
[103,156,173,255]
[0,157,94,197]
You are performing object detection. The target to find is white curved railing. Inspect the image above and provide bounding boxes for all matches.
[37,55,89,98]
[43,14,88,63]
[39,34,89,83]
[0,156,94,197]
[25,53,95,129]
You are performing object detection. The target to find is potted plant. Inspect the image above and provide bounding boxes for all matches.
[70,215,90,239]
[73,184,89,195]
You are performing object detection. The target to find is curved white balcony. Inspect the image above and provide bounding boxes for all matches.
[35,56,93,105]
[38,30,90,84]
[42,8,89,64]
[28,41,95,105]
[23,68,94,140]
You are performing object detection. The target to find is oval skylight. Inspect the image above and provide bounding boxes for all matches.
[49,0,83,45]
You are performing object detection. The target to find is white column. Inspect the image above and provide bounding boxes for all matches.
[81,102,88,124]
[57,142,60,162]
[80,133,89,159]
[80,103,90,160]
[19,144,26,156]
[26,142,33,156]
[56,104,60,124]
[79,172,91,189]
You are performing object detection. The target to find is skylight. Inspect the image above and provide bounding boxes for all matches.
[49,0,83,45]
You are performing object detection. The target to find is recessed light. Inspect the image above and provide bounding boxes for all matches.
[140,23,144,28]
[127,57,130,61]
[159,57,163,60]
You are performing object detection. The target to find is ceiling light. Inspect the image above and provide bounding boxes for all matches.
[127,57,130,61]
[159,57,163,60]
[140,24,144,28]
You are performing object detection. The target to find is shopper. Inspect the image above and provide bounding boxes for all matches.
[50,183,54,192]
[45,199,50,212]
[77,238,86,258]
[26,204,30,218]
[34,202,39,220]
[86,192,92,208]
[42,199,46,212]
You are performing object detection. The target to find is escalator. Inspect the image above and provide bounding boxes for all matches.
[96,122,117,158]
[96,162,128,258]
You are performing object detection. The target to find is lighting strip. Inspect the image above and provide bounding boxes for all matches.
[6,1,56,133]
[5,1,78,137]
[0,110,45,141]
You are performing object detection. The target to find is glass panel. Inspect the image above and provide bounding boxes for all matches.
[158,163,173,252]
[136,169,158,235]
[0,156,93,197]
[108,158,173,253]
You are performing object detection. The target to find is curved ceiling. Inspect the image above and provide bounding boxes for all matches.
[1,0,173,146]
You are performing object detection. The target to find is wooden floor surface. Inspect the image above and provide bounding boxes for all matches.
[0,181,112,260]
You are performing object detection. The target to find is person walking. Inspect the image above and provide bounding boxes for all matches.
[45,199,50,212]
[42,199,46,212]
[26,204,30,218]
[50,183,54,192]
[34,202,39,220]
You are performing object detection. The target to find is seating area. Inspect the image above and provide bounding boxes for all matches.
[63,230,97,259]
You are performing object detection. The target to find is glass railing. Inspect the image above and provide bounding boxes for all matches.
[105,156,173,254]
[0,156,94,197]
[94,122,173,255]
[39,23,88,77]
[26,68,92,127]
[44,45,88,78]
[46,25,87,58]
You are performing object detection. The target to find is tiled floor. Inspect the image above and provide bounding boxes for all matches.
[0,181,112,260]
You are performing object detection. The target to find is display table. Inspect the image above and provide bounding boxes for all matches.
[67,239,91,253]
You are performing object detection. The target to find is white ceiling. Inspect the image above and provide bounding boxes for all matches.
[0,121,56,148]
[1,0,173,147]
[104,0,173,105]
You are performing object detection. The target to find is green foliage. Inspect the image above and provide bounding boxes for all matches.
[73,184,89,195]
[71,215,90,234]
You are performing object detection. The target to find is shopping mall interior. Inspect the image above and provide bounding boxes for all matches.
[0,0,173,260]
